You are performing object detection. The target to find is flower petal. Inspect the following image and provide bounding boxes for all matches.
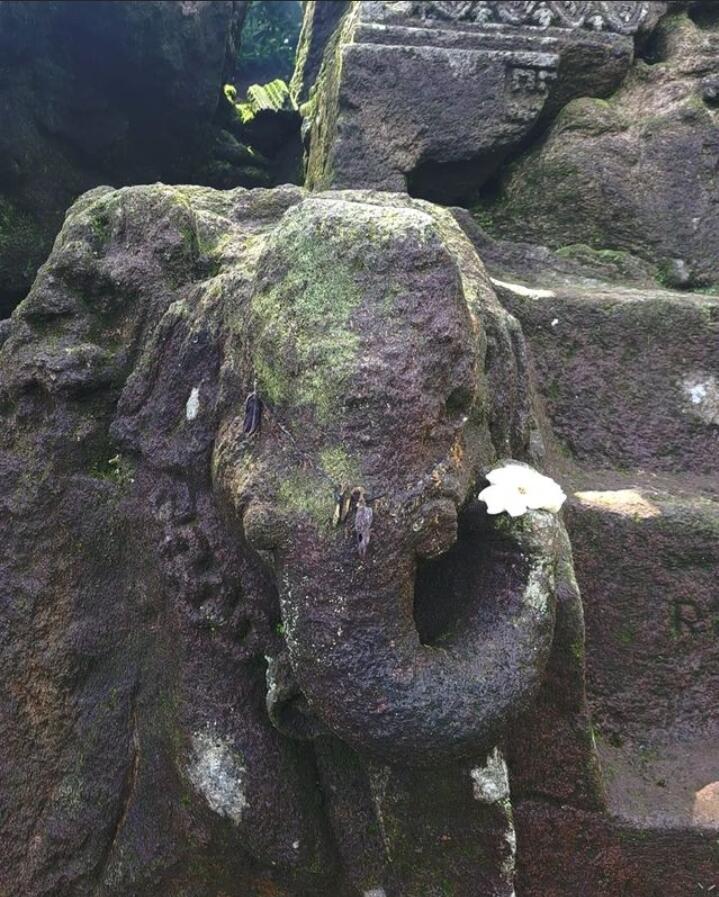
[483,465,566,515]
[542,487,567,513]
[478,484,510,515]
[503,493,530,517]
[486,464,526,486]
[526,480,566,512]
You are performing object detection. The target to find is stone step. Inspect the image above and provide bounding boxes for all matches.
[559,468,719,862]
[356,20,563,57]
[515,798,719,897]
[490,277,719,475]
[596,723,719,831]
[562,470,719,744]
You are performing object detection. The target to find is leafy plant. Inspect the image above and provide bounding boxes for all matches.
[236,1,302,88]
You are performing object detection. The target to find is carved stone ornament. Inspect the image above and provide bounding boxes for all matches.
[415,0,652,34]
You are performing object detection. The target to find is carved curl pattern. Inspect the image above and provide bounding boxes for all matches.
[416,0,651,35]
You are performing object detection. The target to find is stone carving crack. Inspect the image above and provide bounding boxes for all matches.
[97,705,140,886]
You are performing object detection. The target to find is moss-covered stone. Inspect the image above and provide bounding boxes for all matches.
[0,181,614,896]
[481,13,719,286]
[249,201,411,420]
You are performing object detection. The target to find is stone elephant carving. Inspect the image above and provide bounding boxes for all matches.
[0,184,595,897]
[214,193,560,766]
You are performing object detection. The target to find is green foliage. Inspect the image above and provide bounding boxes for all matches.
[224,78,294,125]
[236,0,302,87]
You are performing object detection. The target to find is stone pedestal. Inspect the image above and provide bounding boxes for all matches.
[298,0,665,200]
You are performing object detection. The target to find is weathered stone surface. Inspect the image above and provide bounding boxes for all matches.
[297,0,665,198]
[452,206,661,289]
[566,481,719,743]
[0,183,593,895]
[492,278,719,475]
[507,525,605,812]
[478,9,719,289]
[2,1,718,893]
[291,0,351,105]
[455,115,719,879]
[0,0,248,317]
[0,183,330,897]
[566,474,719,849]
[515,799,719,897]
[517,476,719,893]
[462,230,719,890]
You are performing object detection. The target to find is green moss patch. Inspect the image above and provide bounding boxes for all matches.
[318,446,360,485]
[277,471,335,531]
[250,207,365,419]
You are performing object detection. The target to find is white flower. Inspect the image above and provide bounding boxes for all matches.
[478,464,566,517]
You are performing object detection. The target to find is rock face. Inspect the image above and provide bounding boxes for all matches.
[454,166,719,895]
[0,183,597,896]
[495,281,719,474]
[291,0,350,104]
[0,0,248,317]
[479,8,719,288]
[295,0,666,199]
[3,2,719,895]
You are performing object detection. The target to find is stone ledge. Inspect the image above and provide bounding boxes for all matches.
[355,19,626,51]
[514,798,719,897]
[565,481,719,742]
[597,723,719,832]
[496,279,719,474]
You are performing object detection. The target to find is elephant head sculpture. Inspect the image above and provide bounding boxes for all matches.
[214,193,561,766]
[0,183,581,897]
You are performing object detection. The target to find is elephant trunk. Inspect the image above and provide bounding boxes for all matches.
[277,506,559,766]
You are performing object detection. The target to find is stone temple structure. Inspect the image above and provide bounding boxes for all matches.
[0,2,717,897]
[296,1,667,198]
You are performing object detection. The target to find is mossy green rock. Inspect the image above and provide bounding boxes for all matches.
[0,182,530,897]
[0,179,601,897]
[479,13,719,288]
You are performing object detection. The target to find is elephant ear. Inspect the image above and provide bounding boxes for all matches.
[266,651,327,741]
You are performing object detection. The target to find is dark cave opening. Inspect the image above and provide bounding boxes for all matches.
[406,155,494,207]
